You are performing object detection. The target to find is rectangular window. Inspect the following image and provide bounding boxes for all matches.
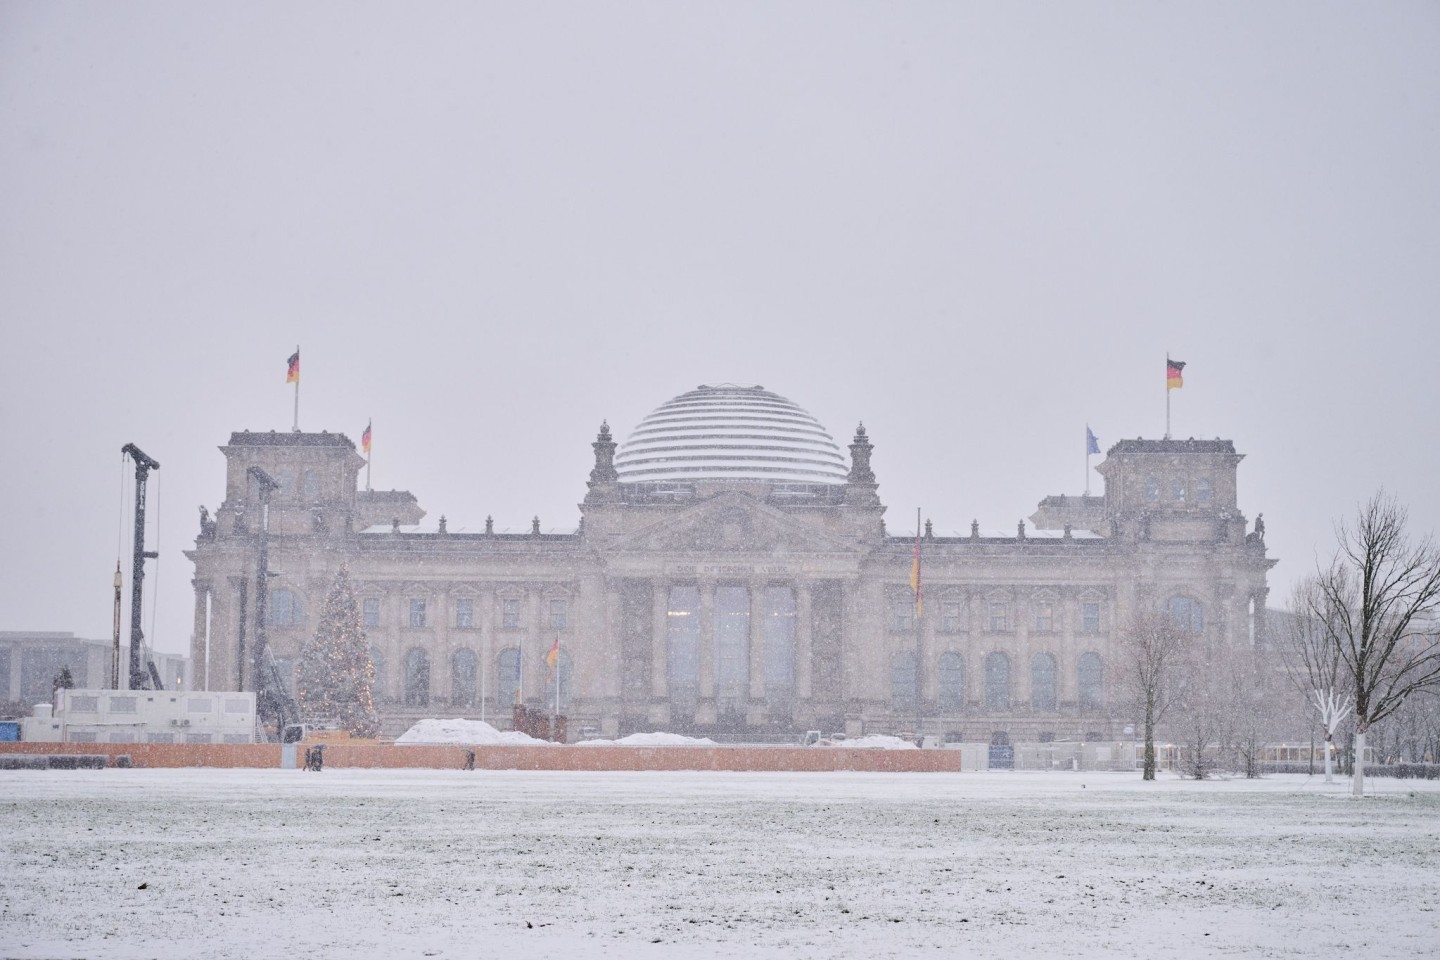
[223,733,251,744]
[988,602,1009,632]
[110,696,137,714]
[185,733,214,744]
[455,598,474,629]
[891,600,915,633]
[409,599,427,627]
[146,732,175,744]
[69,695,99,713]
[186,698,214,714]
[1035,604,1054,633]
[1082,602,1101,634]
[362,598,380,628]
[109,731,137,743]
[940,601,962,634]
[502,598,521,629]
[69,731,97,743]
[549,599,568,630]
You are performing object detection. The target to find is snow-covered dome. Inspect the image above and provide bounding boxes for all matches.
[614,383,849,485]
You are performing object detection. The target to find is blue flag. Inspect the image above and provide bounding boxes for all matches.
[1086,426,1100,455]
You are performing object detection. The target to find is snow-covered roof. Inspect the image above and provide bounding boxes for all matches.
[614,383,849,485]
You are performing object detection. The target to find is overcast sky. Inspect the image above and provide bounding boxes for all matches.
[3,2,1437,657]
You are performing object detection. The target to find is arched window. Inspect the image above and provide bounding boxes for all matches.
[403,647,430,707]
[984,652,1011,711]
[937,652,965,714]
[1167,596,1204,634]
[497,647,522,707]
[1078,652,1104,709]
[1145,477,1160,501]
[1030,653,1057,712]
[267,589,303,627]
[369,646,387,702]
[891,651,918,714]
[451,648,477,706]
[543,649,573,713]
[667,586,701,712]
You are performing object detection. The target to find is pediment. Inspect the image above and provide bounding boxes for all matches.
[614,492,853,556]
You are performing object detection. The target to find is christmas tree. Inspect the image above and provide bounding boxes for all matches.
[296,565,379,737]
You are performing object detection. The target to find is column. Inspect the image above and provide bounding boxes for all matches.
[478,585,495,723]
[190,580,210,691]
[697,580,716,725]
[747,581,766,726]
[649,580,670,725]
[434,587,452,709]
[526,589,543,706]
[795,582,814,725]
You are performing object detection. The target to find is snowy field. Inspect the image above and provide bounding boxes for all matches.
[2,769,1438,959]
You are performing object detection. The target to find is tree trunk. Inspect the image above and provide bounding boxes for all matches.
[1143,700,1156,781]
[1323,733,1333,783]
[1352,728,1366,797]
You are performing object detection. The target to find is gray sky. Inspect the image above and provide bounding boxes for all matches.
[3,2,1438,656]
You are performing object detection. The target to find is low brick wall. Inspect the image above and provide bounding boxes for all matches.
[0,742,962,772]
[0,742,279,767]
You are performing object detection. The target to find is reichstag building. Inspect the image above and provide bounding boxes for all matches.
[186,383,1275,740]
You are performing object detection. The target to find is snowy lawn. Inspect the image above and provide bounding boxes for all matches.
[2,769,1438,959]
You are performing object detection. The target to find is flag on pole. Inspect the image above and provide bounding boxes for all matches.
[1166,358,1186,390]
[909,514,923,618]
[361,421,372,455]
[286,350,300,383]
[1086,426,1101,455]
[545,638,560,679]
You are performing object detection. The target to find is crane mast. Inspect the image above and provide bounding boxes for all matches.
[121,443,161,690]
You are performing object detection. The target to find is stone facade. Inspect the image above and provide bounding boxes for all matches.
[186,409,1275,741]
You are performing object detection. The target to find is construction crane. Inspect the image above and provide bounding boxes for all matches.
[120,443,163,690]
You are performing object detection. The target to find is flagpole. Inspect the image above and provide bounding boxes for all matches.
[292,343,301,433]
[1164,353,1171,440]
[1085,428,1091,497]
[365,418,372,491]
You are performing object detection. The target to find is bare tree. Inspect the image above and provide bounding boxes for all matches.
[1171,641,1231,779]
[1281,581,1353,783]
[1118,610,1190,780]
[1301,492,1440,796]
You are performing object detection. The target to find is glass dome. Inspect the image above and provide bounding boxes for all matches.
[614,383,849,485]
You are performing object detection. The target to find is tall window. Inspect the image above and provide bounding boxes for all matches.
[455,598,474,629]
[667,586,701,712]
[1196,478,1214,503]
[984,652,1010,711]
[369,646,387,701]
[891,599,915,632]
[1145,477,1160,501]
[501,598,522,629]
[497,648,522,706]
[941,601,963,634]
[988,602,1009,632]
[1171,478,1186,501]
[549,599,568,630]
[714,586,750,714]
[1078,652,1104,709]
[267,589,302,627]
[451,648,477,706]
[891,651,918,714]
[762,587,796,710]
[409,599,427,628]
[403,647,430,706]
[545,649,573,713]
[1031,653,1057,712]
[1081,602,1101,634]
[1167,596,1204,634]
[1034,603,1054,633]
[362,598,381,629]
[937,652,965,714]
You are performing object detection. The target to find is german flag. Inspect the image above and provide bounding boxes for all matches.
[1166,358,1185,390]
[361,421,372,455]
[286,350,300,384]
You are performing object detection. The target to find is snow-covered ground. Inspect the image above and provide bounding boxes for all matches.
[2,769,1438,959]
